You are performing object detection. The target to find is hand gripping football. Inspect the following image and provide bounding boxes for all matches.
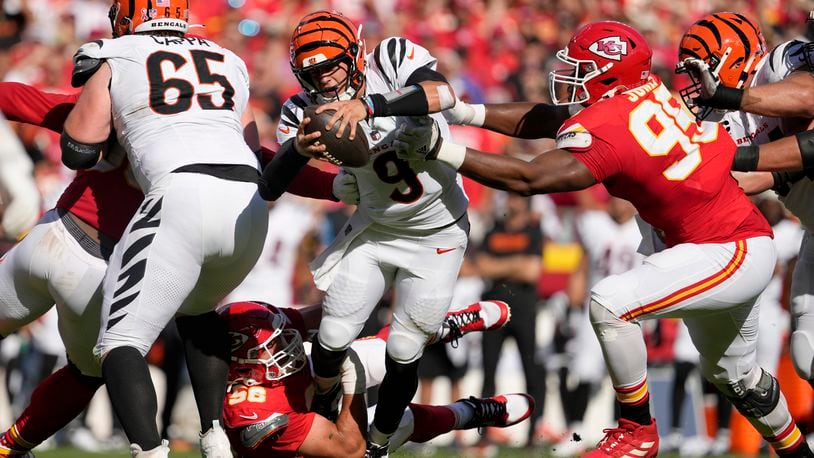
[303,106,370,168]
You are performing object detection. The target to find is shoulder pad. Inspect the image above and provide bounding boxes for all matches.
[71,40,105,88]
[555,122,592,151]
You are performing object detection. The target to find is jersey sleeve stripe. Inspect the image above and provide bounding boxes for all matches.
[397,37,407,68]
[373,43,393,88]
[280,105,300,128]
[768,45,779,73]
[387,38,399,81]
[290,94,309,109]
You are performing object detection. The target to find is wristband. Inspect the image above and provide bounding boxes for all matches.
[470,103,486,127]
[365,85,429,117]
[434,141,467,170]
[706,86,743,110]
[796,129,814,169]
[732,144,760,172]
[361,96,375,119]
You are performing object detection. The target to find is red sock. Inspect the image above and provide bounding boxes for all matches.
[407,404,456,443]
[3,365,103,448]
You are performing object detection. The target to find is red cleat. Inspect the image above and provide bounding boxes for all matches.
[584,418,659,458]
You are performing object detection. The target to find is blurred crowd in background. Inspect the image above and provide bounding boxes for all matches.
[2,0,814,456]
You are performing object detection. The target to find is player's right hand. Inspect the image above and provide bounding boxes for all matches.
[394,116,442,163]
[293,117,327,158]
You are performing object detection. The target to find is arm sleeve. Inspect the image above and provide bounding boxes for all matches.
[0,82,78,133]
[258,146,338,202]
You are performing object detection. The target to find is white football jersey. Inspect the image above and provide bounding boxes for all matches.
[576,211,644,287]
[278,37,468,231]
[721,40,814,230]
[75,35,259,190]
[721,40,809,147]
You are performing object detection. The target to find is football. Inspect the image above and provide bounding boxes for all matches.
[303,106,370,168]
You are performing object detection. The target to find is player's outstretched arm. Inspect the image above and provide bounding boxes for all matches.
[62,63,112,170]
[445,100,570,139]
[0,82,77,133]
[739,72,814,118]
[733,128,814,172]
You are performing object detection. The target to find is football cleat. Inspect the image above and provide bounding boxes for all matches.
[442,300,511,346]
[310,382,342,422]
[364,441,389,458]
[129,439,169,458]
[459,393,534,430]
[199,421,232,458]
[584,418,659,458]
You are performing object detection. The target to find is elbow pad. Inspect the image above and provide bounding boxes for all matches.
[60,131,104,170]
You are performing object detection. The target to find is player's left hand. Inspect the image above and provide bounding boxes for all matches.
[394,116,442,163]
[332,170,360,205]
[677,58,720,102]
[316,99,367,141]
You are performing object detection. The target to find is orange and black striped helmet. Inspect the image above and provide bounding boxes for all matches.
[676,12,765,120]
[290,11,365,101]
[108,0,190,38]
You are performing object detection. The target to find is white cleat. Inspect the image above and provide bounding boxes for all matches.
[129,439,169,458]
[200,421,233,458]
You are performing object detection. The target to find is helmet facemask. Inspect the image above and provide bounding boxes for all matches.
[677,47,732,121]
[549,49,611,106]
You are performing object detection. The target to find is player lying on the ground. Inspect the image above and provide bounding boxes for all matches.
[219,299,533,458]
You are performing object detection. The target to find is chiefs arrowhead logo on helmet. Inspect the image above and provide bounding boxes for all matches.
[589,37,628,61]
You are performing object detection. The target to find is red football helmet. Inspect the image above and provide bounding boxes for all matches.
[221,301,307,387]
[549,21,652,106]
[290,10,366,102]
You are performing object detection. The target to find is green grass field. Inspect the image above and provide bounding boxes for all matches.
[35,447,768,457]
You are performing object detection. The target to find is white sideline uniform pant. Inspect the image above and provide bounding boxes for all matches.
[591,236,775,385]
[96,173,267,357]
[791,229,814,380]
[0,209,106,376]
[319,218,468,363]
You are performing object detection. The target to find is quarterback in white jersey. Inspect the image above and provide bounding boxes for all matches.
[271,11,467,456]
[678,12,814,386]
[62,1,267,456]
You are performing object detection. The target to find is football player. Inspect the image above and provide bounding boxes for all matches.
[220,299,532,458]
[267,11,470,457]
[0,77,343,457]
[27,1,353,455]
[0,112,40,242]
[394,20,811,458]
[677,12,814,390]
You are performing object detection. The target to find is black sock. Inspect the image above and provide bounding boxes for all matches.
[373,355,420,435]
[619,397,652,426]
[102,346,161,449]
[311,338,347,382]
[176,312,229,430]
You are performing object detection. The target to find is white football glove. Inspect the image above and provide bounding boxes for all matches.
[393,116,442,165]
[332,170,360,205]
[442,98,485,126]
[677,58,720,101]
[0,117,40,241]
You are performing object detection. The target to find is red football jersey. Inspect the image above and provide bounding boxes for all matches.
[0,82,143,241]
[223,307,316,457]
[0,83,339,242]
[558,76,771,247]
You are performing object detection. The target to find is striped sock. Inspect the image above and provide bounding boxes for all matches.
[615,378,652,425]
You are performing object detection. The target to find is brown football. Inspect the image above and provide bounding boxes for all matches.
[303,106,370,168]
